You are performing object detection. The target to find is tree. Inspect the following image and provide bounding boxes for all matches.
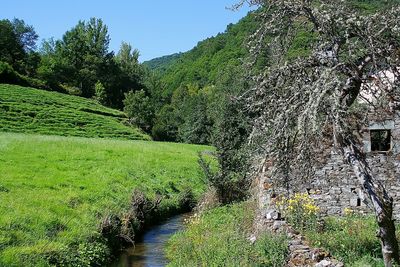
[240,1,400,266]
[42,18,112,97]
[115,42,141,77]
[95,81,107,105]
[11,18,38,52]
[123,89,154,132]
[112,42,145,108]
[0,19,24,67]
[0,19,38,75]
[152,104,179,141]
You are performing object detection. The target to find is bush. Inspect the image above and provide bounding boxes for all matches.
[0,61,49,90]
[276,193,320,230]
[0,61,22,84]
[198,151,249,204]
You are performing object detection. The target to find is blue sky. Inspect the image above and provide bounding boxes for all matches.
[1,1,254,62]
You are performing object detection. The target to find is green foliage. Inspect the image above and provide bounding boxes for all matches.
[143,53,183,74]
[94,81,107,105]
[304,215,391,266]
[174,85,213,144]
[349,0,400,13]
[0,61,49,90]
[151,104,179,141]
[153,11,260,96]
[0,132,210,266]
[46,18,111,98]
[166,202,288,267]
[285,24,318,60]
[0,62,22,84]
[123,89,155,132]
[151,84,214,144]
[276,193,320,231]
[0,84,149,140]
[115,42,141,77]
[0,18,39,77]
[0,20,26,73]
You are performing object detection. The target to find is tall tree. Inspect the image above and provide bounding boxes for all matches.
[0,18,38,75]
[11,18,38,52]
[112,42,145,108]
[43,18,112,97]
[0,19,24,66]
[241,1,400,265]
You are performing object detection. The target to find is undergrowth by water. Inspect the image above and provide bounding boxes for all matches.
[166,202,288,267]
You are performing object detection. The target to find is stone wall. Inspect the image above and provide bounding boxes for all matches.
[257,114,400,219]
[308,115,400,218]
[307,150,400,218]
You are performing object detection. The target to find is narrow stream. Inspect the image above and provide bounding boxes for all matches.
[111,213,191,267]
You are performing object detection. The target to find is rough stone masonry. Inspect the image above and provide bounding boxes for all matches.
[256,112,400,219]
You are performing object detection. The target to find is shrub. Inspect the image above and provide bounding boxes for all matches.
[0,61,22,84]
[0,61,49,90]
[276,193,320,231]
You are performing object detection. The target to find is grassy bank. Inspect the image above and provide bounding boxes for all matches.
[277,193,392,266]
[0,133,211,266]
[166,202,288,267]
[0,84,149,140]
[304,215,390,267]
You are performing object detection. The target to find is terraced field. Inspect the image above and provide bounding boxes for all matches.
[0,84,149,140]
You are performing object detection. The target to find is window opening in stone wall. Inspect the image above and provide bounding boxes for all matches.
[370,129,391,152]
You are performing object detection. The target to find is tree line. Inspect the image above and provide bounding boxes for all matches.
[1,14,262,146]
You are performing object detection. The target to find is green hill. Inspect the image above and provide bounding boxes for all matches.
[146,10,261,95]
[146,1,398,95]
[0,84,149,140]
[0,132,210,266]
[142,52,183,74]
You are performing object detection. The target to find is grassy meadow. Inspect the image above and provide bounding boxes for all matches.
[0,84,149,140]
[0,133,211,266]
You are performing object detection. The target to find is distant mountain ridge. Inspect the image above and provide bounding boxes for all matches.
[143,10,260,95]
[143,52,184,74]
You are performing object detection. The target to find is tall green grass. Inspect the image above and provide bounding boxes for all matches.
[166,202,288,267]
[0,84,149,140]
[0,133,211,266]
[304,215,388,267]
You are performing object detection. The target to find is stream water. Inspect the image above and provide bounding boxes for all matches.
[111,213,191,267]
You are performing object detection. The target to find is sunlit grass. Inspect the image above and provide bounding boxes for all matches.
[0,84,149,140]
[0,133,211,266]
[166,202,288,267]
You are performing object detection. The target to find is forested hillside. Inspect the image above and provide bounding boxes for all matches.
[143,53,183,74]
[144,11,261,94]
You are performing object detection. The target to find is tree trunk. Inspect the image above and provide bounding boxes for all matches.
[338,136,400,266]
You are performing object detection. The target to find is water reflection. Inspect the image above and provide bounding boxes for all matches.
[112,213,190,267]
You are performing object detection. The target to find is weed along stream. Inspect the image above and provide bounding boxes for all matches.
[111,213,191,267]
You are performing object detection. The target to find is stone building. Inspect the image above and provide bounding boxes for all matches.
[306,114,400,218]
[257,69,400,219]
